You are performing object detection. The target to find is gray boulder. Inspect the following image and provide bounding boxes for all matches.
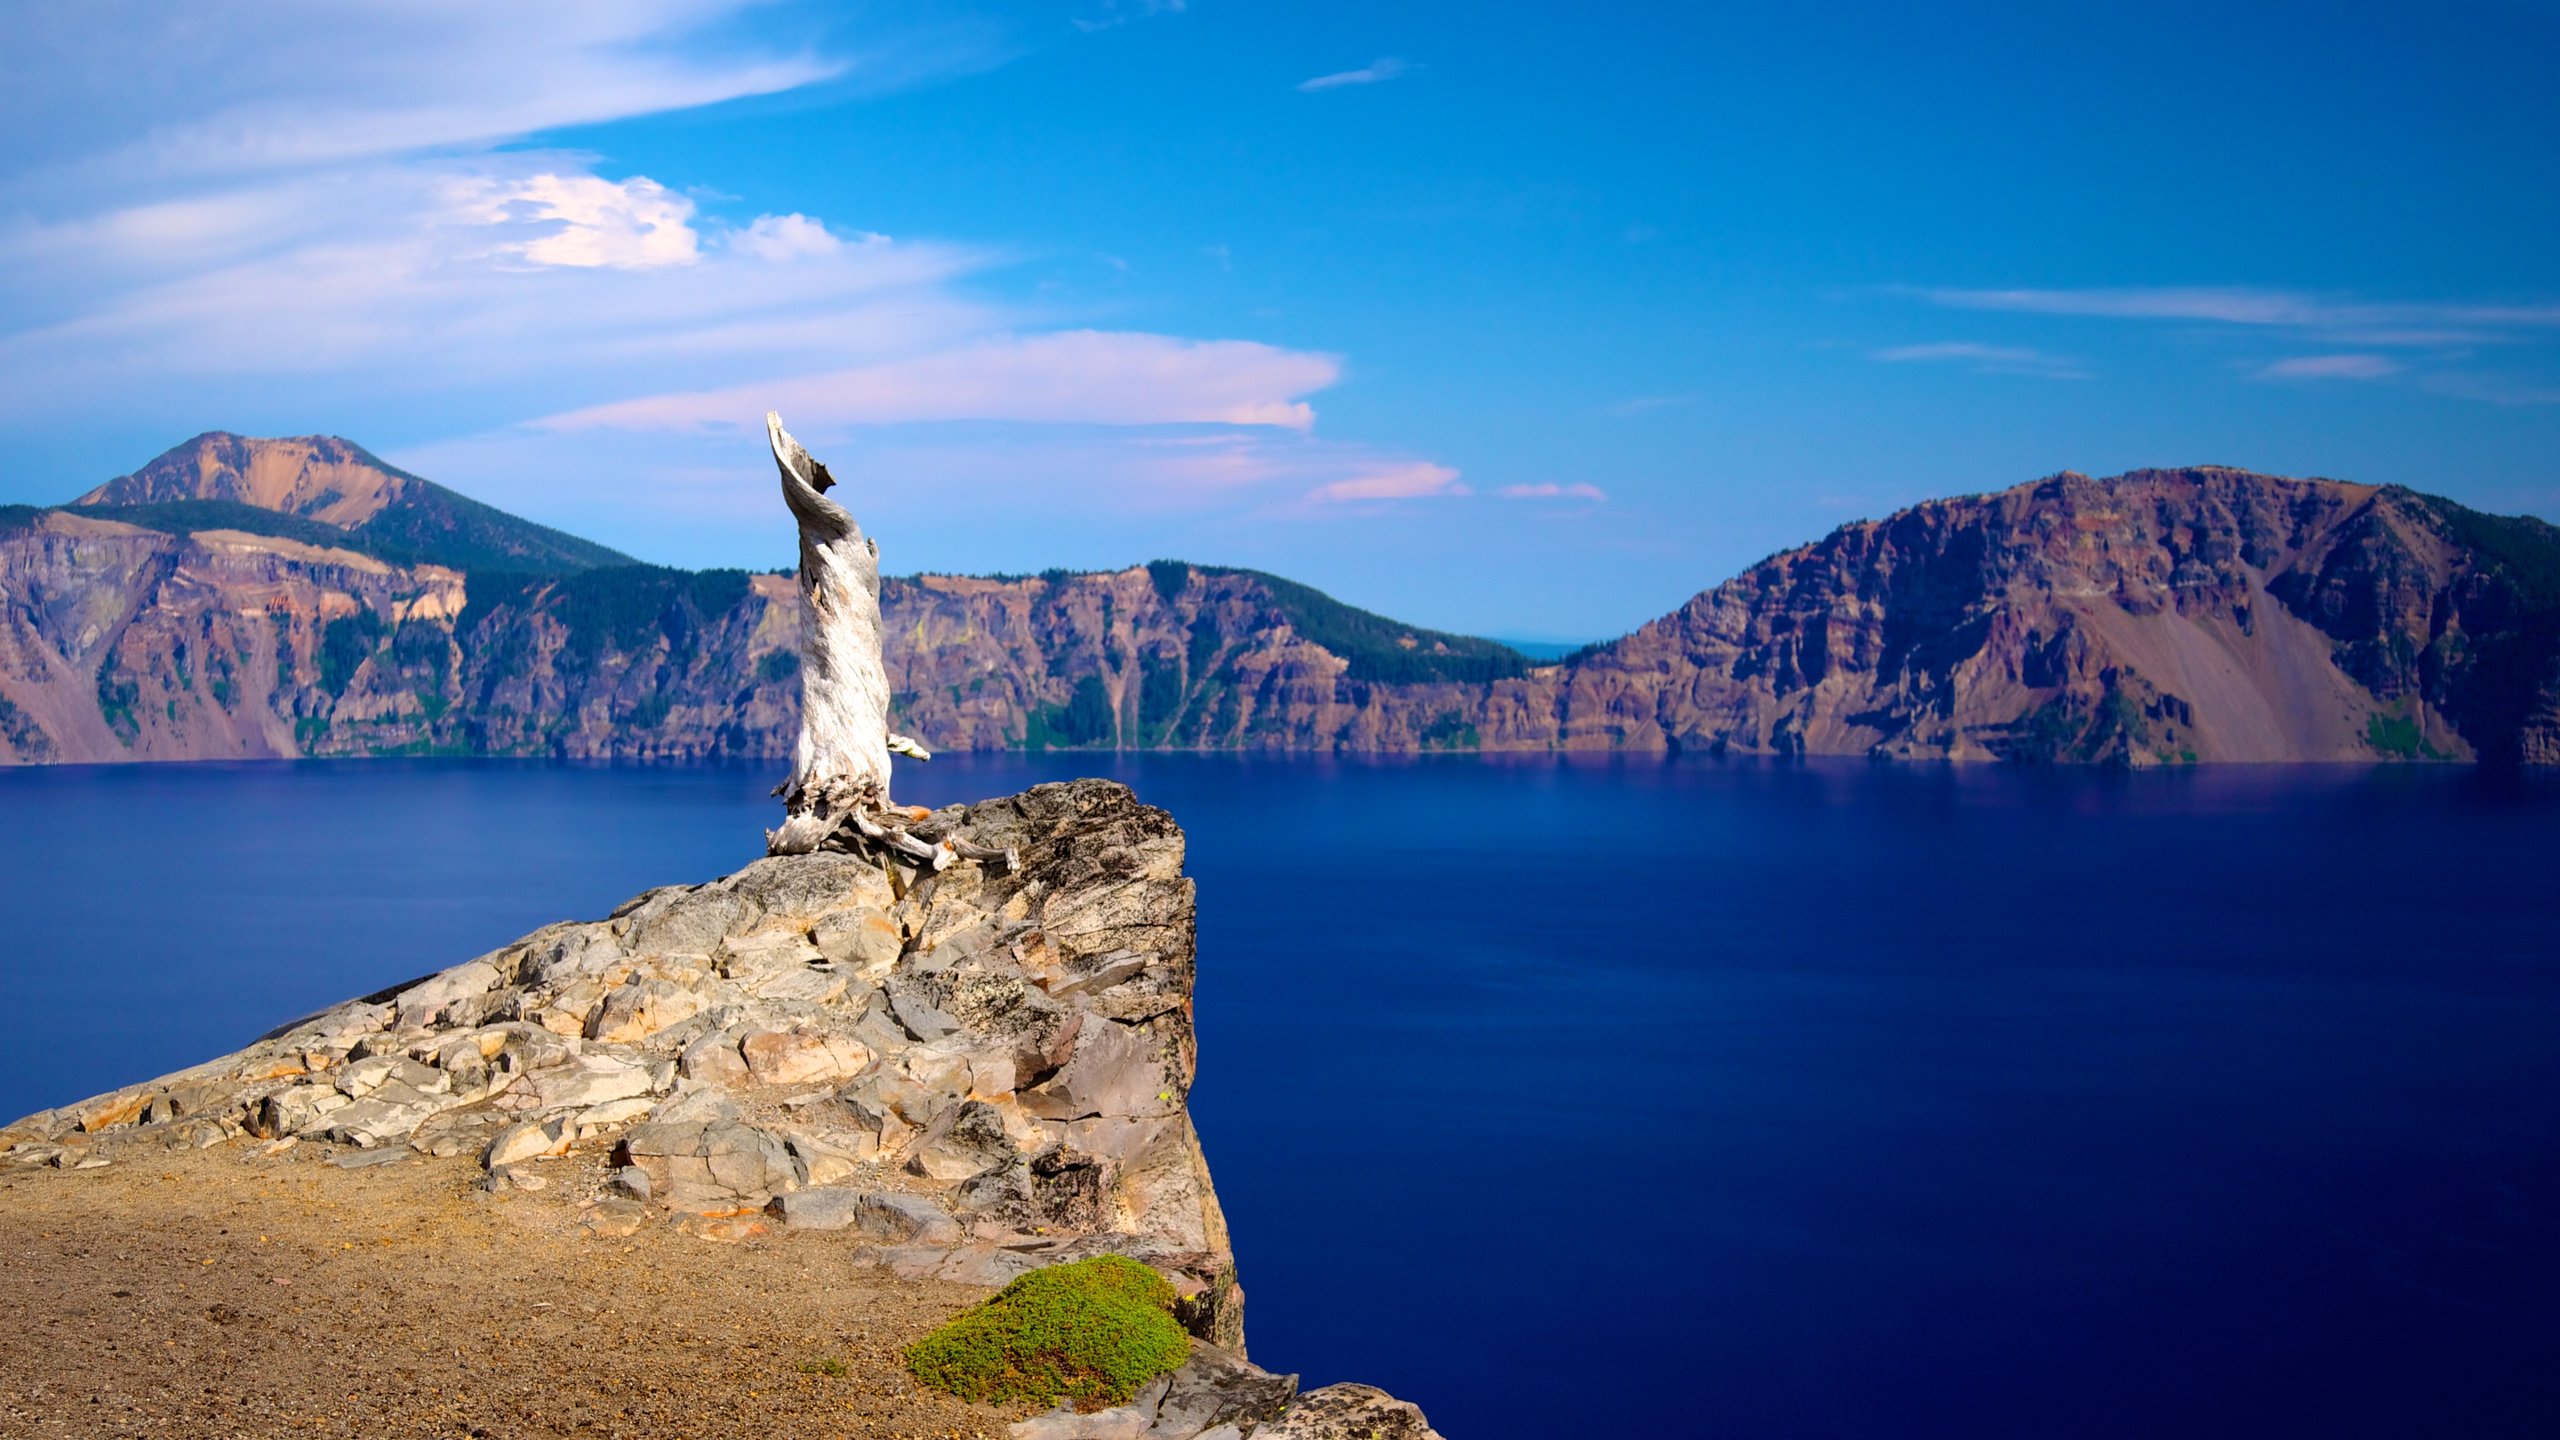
[613,1119,798,1210]
[1145,1342,1298,1438]
[765,1187,963,1243]
[1254,1385,1445,1439]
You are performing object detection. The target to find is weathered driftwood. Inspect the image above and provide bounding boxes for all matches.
[762,411,1012,870]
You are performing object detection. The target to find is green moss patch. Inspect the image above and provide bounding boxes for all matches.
[906,1256,1190,1410]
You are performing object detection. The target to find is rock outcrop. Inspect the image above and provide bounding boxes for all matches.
[0,777,1447,1434]
[9,437,2555,768]
[3,781,1229,1326]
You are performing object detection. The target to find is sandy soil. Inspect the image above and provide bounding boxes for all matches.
[0,1141,1031,1440]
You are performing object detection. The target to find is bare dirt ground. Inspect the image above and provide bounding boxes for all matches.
[0,1142,1031,1440]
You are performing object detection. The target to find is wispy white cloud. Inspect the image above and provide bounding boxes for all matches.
[0,1,845,193]
[1870,341,2089,380]
[1306,461,1467,503]
[1297,58,1415,92]
[538,331,1339,433]
[0,1,1479,549]
[1895,284,2560,402]
[390,420,1474,563]
[728,213,871,264]
[1909,285,2560,345]
[0,155,994,414]
[455,173,704,270]
[1497,483,1607,501]
[1071,0,1187,34]
[2253,353,2402,382]
[2419,374,2560,407]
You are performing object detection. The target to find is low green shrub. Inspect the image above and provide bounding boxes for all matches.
[906,1255,1190,1409]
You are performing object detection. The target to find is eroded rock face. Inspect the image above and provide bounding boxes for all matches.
[0,779,1243,1350]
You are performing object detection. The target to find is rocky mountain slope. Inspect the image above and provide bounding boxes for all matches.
[1499,467,2560,765]
[0,779,1446,1438]
[4,436,2555,766]
[74,431,634,574]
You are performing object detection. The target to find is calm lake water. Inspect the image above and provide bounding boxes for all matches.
[4,755,2558,1437]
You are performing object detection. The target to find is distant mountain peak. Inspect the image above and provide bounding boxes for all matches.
[68,430,635,576]
[77,432,419,528]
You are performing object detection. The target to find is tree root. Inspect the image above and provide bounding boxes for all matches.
[766,774,1017,872]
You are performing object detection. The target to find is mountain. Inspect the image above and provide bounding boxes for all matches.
[0,462,1539,763]
[2,441,2555,766]
[1516,467,2560,765]
[72,432,634,575]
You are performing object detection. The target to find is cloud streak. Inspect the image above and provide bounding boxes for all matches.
[2253,354,2402,382]
[389,420,1478,565]
[0,1,845,193]
[1305,461,1467,503]
[1071,0,1187,34]
[1895,284,2560,404]
[1870,341,2089,379]
[1297,58,1414,92]
[539,331,1340,432]
[1910,285,2560,345]
[1496,483,1607,501]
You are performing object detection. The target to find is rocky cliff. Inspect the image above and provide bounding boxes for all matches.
[1490,468,2560,765]
[6,436,2556,767]
[0,779,1446,1438]
[0,433,1530,766]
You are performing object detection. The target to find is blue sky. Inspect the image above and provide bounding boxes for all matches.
[3,0,2555,640]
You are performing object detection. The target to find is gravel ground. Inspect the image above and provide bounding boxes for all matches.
[0,1142,1028,1439]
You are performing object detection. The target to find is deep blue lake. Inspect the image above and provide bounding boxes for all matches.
[4,756,2558,1438]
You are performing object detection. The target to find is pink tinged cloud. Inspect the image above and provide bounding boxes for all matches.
[1305,462,1467,503]
[536,330,1341,432]
[2253,353,2402,381]
[1496,483,1606,501]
